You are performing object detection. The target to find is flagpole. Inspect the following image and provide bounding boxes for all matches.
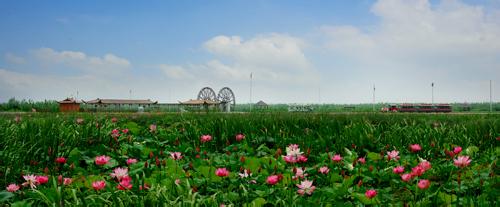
[372,84,375,112]
[250,73,253,112]
[431,82,434,106]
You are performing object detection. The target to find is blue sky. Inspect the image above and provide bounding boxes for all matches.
[1,0,499,103]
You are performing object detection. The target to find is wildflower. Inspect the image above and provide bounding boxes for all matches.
[454,156,471,168]
[266,175,280,185]
[55,157,67,164]
[298,155,308,163]
[292,168,308,180]
[401,173,412,182]
[319,166,329,174]
[357,157,366,164]
[411,166,425,177]
[238,169,252,178]
[6,184,20,192]
[170,152,183,160]
[297,180,316,195]
[126,158,138,165]
[63,178,72,185]
[110,167,129,181]
[95,155,111,165]
[365,189,377,199]
[149,124,157,133]
[331,154,343,162]
[22,175,38,189]
[200,135,212,143]
[387,150,400,161]
[417,179,430,190]
[410,144,422,153]
[283,155,297,164]
[286,144,302,157]
[36,176,49,184]
[418,160,432,171]
[92,181,106,190]
[215,168,229,177]
[453,146,462,154]
[111,117,118,123]
[235,133,245,142]
[121,129,129,134]
[393,166,405,174]
[117,179,133,190]
[111,129,120,138]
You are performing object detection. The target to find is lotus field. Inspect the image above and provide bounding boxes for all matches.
[0,113,499,206]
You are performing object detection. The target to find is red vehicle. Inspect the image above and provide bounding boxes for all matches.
[382,104,452,113]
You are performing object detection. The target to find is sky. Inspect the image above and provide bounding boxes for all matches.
[1,0,499,104]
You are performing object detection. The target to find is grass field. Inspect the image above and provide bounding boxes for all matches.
[0,112,498,206]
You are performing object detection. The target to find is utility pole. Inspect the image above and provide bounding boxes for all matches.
[129,89,132,100]
[250,73,253,112]
[372,84,376,112]
[490,80,493,113]
[431,82,434,105]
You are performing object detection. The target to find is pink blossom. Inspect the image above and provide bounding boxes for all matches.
[111,129,120,138]
[117,178,133,190]
[175,179,182,185]
[410,144,422,153]
[454,156,471,168]
[110,167,129,181]
[63,178,72,185]
[215,168,229,177]
[283,155,297,164]
[387,150,400,161]
[365,189,377,199]
[55,157,67,164]
[22,175,39,189]
[170,152,183,160]
[319,166,330,174]
[297,180,316,195]
[418,161,432,171]
[111,117,118,123]
[36,176,49,184]
[95,155,111,165]
[235,133,245,141]
[453,146,462,154]
[6,184,20,192]
[331,154,342,162]
[401,173,412,182]
[393,166,405,174]
[126,158,138,165]
[357,157,366,164]
[92,181,106,191]
[297,155,308,163]
[149,124,157,133]
[417,179,431,190]
[292,168,308,180]
[200,135,212,143]
[266,175,279,185]
[238,169,252,178]
[121,129,129,134]
[411,166,425,177]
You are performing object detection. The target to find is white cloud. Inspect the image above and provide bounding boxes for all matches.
[4,53,26,64]
[159,64,194,79]
[32,48,131,74]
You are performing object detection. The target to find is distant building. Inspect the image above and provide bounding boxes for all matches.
[255,100,268,109]
[58,98,81,112]
[85,98,157,112]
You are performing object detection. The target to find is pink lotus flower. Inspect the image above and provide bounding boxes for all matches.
[410,144,422,153]
[6,184,20,192]
[111,129,120,138]
[215,168,229,177]
[357,157,366,164]
[63,178,72,185]
[95,155,111,165]
[417,179,430,189]
[319,166,330,174]
[55,157,67,164]
[110,167,129,181]
[170,152,183,160]
[393,166,405,174]
[418,161,432,171]
[387,150,400,161]
[331,154,342,162]
[121,129,129,134]
[149,124,157,133]
[286,144,302,156]
[454,156,471,168]
[117,179,133,190]
[411,166,425,177]
[401,173,412,182]
[297,180,316,195]
[36,176,49,184]
[365,189,377,199]
[200,135,212,143]
[126,158,138,165]
[266,175,280,185]
[283,155,297,164]
[111,117,118,123]
[22,175,39,189]
[235,133,245,141]
[292,168,308,180]
[92,180,106,190]
[297,155,308,163]
[453,146,462,154]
